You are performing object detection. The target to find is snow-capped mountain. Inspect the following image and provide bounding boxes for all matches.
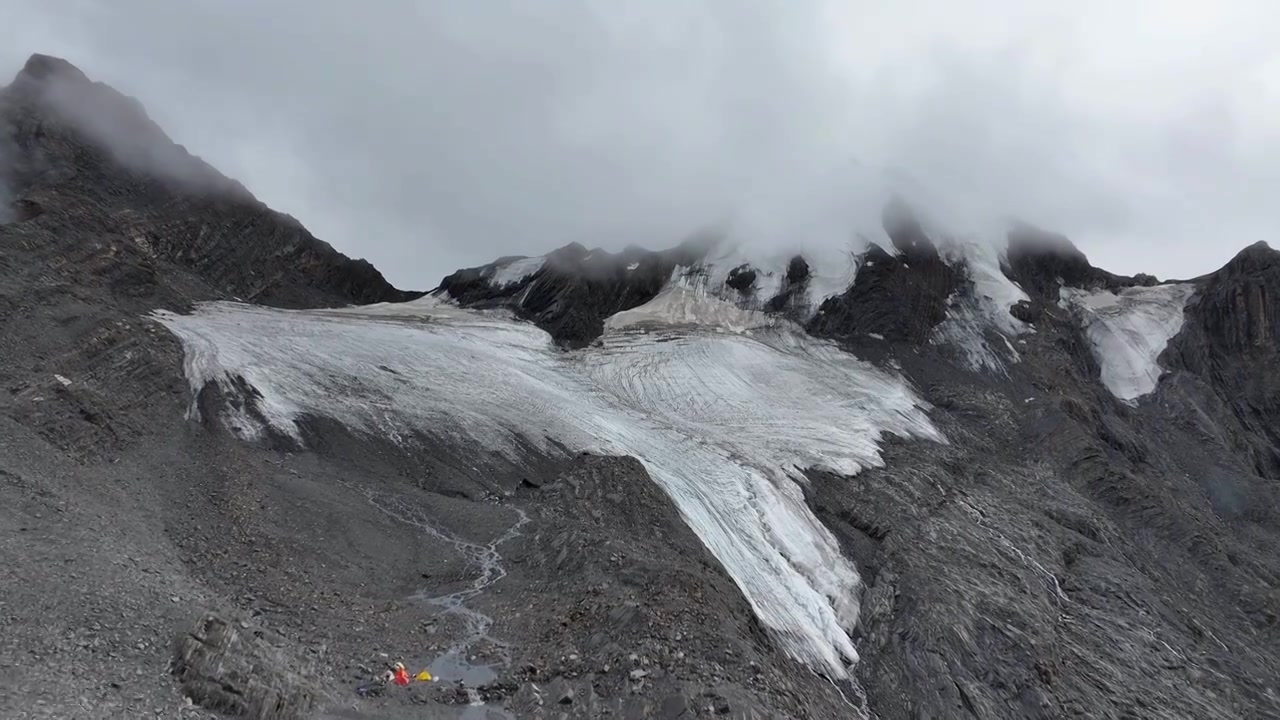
[4,54,1278,720]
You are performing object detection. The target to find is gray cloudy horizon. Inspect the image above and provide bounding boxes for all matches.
[4,1,1279,289]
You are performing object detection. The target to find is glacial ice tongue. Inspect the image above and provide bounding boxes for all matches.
[1061,283,1195,402]
[154,296,942,679]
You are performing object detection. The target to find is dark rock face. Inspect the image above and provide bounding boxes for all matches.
[172,613,318,720]
[807,293,1280,719]
[724,263,756,293]
[438,240,706,347]
[0,54,416,309]
[1182,242,1280,356]
[1003,223,1163,306]
[1004,223,1130,301]
[759,254,815,319]
[808,209,963,343]
[1167,242,1280,478]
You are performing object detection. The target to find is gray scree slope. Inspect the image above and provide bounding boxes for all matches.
[1,54,1277,719]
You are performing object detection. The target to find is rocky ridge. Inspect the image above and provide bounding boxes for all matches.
[1,52,1278,720]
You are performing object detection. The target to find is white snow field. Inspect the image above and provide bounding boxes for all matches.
[486,255,545,288]
[1061,283,1196,402]
[680,240,863,313]
[155,294,943,679]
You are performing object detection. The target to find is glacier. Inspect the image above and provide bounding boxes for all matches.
[154,295,943,679]
[487,255,546,288]
[1061,283,1196,402]
[932,236,1032,375]
[684,240,863,313]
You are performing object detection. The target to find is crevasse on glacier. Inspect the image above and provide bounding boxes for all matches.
[154,293,943,679]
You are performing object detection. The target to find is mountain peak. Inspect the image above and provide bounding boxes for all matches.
[0,52,414,308]
[14,53,89,86]
[1220,240,1279,275]
[2,52,253,203]
[1004,221,1148,299]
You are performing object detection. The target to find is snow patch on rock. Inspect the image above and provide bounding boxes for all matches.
[487,256,545,288]
[679,240,863,315]
[1061,284,1195,402]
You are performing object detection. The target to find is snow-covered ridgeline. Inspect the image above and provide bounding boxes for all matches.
[154,295,942,679]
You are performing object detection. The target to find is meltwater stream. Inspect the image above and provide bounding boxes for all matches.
[156,296,942,680]
[340,477,528,697]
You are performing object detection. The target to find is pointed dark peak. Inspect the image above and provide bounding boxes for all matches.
[1165,239,1280,478]
[1005,222,1142,301]
[2,53,253,202]
[1169,240,1280,362]
[786,255,810,283]
[13,54,89,86]
[881,196,941,264]
[1211,241,1280,279]
[1,53,412,309]
[552,241,590,258]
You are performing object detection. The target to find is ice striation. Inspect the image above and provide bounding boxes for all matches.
[1061,283,1196,402]
[154,293,943,679]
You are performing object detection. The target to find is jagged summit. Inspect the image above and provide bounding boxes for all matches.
[15,53,88,83]
[0,52,416,308]
[1005,222,1159,301]
[1210,239,1280,279]
[438,204,1280,403]
[2,52,251,201]
[436,203,1013,358]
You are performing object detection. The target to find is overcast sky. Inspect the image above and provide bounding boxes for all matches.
[4,1,1279,289]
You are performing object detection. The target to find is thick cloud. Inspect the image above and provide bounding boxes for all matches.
[3,1,1279,287]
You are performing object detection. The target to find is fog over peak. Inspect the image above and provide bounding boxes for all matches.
[4,1,1279,287]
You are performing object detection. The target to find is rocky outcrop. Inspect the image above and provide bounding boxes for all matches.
[1005,222,1154,302]
[438,239,707,347]
[172,613,319,720]
[807,202,963,343]
[0,54,416,309]
[1180,241,1280,357]
[443,200,976,349]
[1167,242,1280,478]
